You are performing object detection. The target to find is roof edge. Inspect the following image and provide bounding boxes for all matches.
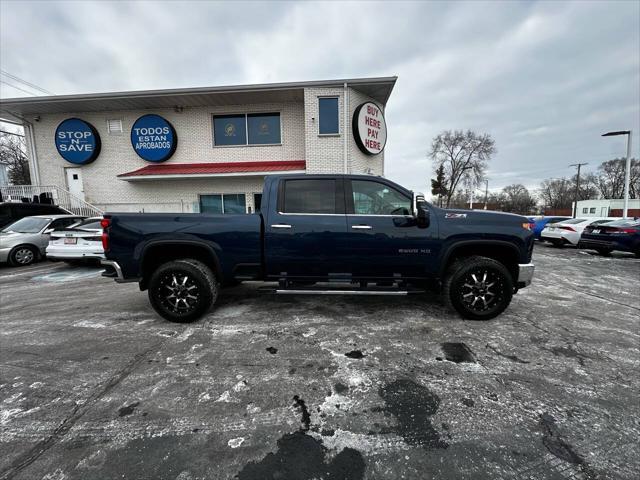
[0,76,398,106]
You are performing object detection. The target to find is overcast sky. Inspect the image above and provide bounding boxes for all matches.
[1,0,638,193]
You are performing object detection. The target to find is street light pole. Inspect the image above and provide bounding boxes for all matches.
[622,132,632,218]
[602,130,632,218]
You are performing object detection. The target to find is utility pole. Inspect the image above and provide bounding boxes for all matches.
[483,180,489,210]
[569,163,588,217]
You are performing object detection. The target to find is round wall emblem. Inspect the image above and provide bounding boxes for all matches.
[352,102,387,156]
[55,118,101,165]
[131,114,177,162]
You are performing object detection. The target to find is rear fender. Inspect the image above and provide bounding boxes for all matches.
[138,239,223,290]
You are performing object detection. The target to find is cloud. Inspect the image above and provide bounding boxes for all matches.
[1,0,638,193]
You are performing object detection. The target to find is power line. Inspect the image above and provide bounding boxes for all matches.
[0,69,54,95]
[0,80,38,97]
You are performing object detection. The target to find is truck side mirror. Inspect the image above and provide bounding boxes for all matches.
[413,193,430,228]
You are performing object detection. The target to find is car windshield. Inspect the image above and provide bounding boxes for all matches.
[1,217,50,233]
[560,218,587,224]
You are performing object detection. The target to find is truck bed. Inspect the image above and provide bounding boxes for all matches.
[105,212,263,281]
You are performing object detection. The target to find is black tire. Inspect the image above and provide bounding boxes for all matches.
[442,256,514,321]
[8,245,37,267]
[148,259,218,323]
[595,248,612,256]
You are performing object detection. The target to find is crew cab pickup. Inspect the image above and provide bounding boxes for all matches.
[101,174,534,322]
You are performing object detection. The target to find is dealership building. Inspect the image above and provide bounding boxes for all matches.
[0,77,395,214]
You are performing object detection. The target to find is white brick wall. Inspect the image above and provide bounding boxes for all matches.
[349,88,385,176]
[30,85,387,212]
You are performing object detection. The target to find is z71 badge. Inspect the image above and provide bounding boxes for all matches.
[445,213,467,219]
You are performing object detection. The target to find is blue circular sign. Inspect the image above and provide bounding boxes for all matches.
[130,114,177,162]
[55,118,101,165]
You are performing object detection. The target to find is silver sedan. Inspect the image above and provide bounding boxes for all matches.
[0,214,85,266]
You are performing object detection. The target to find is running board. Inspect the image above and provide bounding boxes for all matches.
[275,289,409,296]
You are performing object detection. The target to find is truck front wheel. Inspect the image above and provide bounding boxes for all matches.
[148,259,218,323]
[443,256,513,321]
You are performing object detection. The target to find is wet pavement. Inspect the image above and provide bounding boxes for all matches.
[0,244,638,479]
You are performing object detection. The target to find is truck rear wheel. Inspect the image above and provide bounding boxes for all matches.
[443,256,513,321]
[148,259,218,323]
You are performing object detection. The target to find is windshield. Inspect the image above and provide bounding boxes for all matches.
[1,217,50,233]
[70,218,101,230]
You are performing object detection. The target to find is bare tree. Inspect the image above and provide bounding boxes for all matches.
[573,172,600,201]
[429,130,495,207]
[538,178,574,210]
[502,184,536,214]
[596,158,639,199]
[0,133,30,185]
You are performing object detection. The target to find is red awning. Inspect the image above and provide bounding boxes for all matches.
[118,160,306,181]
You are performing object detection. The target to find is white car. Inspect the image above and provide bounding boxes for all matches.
[46,217,104,262]
[541,218,617,246]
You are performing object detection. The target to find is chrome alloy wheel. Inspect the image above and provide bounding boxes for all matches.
[460,269,503,312]
[15,247,35,265]
[158,272,200,314]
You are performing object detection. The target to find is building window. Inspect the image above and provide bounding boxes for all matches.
[213,115,247,146]
[283,179,336,214]
[589,207,596,214]
[248,113,281,144]
[582,207,588,213]
[213,113,281,146]
[318,97,339,135]
[351,180,411,215]
[200,194,246,214]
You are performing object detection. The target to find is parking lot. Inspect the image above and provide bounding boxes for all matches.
[0,244,638,480]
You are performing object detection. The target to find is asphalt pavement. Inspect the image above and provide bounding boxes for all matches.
[0,245,638,480]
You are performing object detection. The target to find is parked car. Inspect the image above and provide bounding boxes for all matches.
[46,217,104,262]
[101,174,535,323]
[530,216,571,239]
[0,215,85,266]
[0,202,70,229]
[540,218,617,247]
[579,218,640,257]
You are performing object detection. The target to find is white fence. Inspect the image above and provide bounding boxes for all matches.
[0,185,103,217]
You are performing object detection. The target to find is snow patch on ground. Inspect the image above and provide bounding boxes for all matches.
[215,390,239,403]
[228,437,245,448]
[311,429,409,456]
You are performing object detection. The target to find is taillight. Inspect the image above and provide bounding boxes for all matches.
[560,226,576,232]
[101,217,111,251]
[522,222,533,230]
[616,228,638,234]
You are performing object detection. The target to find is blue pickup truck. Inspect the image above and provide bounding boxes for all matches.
[101,174,535,322]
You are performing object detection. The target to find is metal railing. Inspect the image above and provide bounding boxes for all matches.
[0,185,103,217]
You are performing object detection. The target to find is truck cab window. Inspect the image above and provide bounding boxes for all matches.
[283,179,336,214]
[351,180,411,216]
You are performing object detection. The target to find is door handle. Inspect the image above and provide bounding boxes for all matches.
[351,225,372,230]
[271,224,292,229]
